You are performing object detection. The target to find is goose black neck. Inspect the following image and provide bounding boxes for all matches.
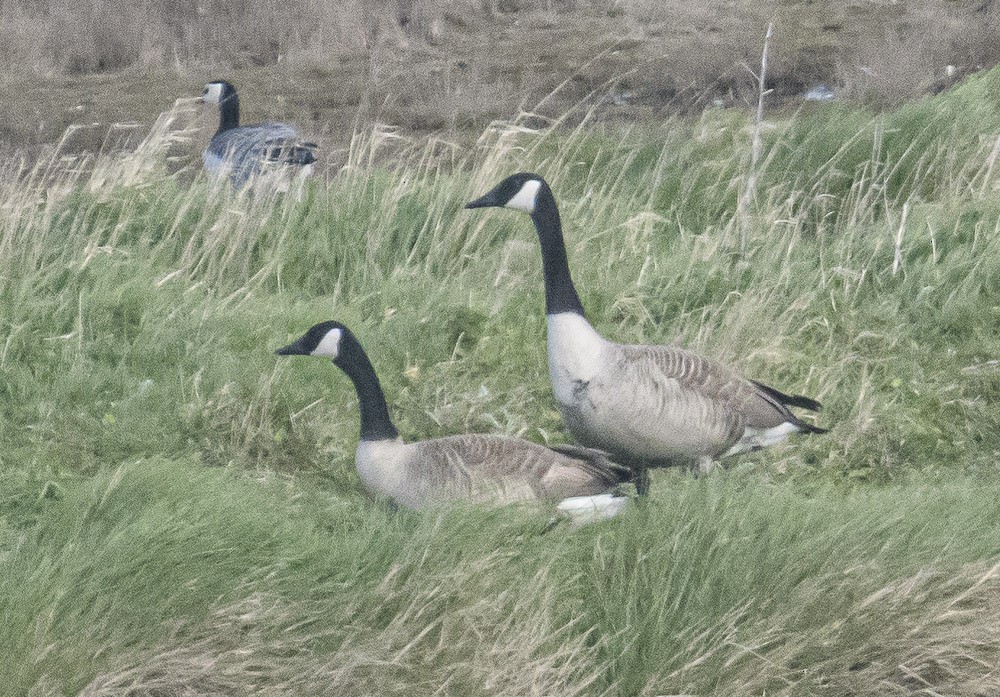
[531,190,585,317]
[335,334,399,442]
[216,93,240,134]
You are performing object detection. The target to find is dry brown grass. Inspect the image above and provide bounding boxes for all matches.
[3,0,1000,158]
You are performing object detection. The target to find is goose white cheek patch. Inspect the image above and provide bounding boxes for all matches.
[311,328,343,358]
[203,83,224,104]
[505,179,541,213]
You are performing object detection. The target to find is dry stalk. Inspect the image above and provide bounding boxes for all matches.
[738,21,774,257]
[892,200,910,276]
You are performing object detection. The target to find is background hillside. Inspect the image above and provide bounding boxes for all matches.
[3,0,1000,159]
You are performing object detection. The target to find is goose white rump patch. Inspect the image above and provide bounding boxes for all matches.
[557,494,628,526]
[723,421,799,457]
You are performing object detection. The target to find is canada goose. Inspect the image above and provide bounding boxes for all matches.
[465,173,827,488]
[276,320,630,519]
[199,80,317,189]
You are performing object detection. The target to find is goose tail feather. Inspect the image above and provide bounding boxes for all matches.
[794,420,829,435]
[548,443,632,486]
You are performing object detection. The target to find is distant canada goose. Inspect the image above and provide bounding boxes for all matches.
[276,320,630,519]
[466,173,827,488]
[199,80,317,189]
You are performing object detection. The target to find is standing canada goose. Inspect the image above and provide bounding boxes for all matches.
[276,320,630,520]
[199,80,317,189]
[465,173,827,488]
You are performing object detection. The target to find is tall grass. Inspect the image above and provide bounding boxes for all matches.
[2,68,1000,694]
[2,464,998,695]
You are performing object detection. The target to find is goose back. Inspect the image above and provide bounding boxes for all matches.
[205,123,316,188]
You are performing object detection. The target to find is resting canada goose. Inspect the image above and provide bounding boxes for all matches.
[276,320,630,519]
[199,80,317,189]
[466,173,827,488]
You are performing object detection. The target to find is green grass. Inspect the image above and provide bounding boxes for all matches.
[3,465,998,694]
[3,69,1000,694]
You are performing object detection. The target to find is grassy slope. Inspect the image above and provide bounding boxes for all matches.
[2,69,1000,693]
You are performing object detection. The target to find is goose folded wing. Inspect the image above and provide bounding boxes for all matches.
[546,442,632,487]
[617,343,751,402]
[261,134,317,165]
[412,435,621,504]
[621,343,815,431]
[410,435,544,504]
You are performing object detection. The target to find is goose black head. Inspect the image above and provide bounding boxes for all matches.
[465,172,548,215]
[276,321,347,360]
[200,80,237,105]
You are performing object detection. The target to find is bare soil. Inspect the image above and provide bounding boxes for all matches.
[2,0,999,163]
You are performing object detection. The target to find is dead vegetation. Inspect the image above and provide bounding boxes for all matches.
[2,0,1000,156]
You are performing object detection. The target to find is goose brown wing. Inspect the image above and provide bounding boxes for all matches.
[621,343,818,430]
[618,343,745,396]
[411,435,627,503]
[600,344,800,450]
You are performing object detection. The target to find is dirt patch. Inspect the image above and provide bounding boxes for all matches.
[2,0,999,160]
